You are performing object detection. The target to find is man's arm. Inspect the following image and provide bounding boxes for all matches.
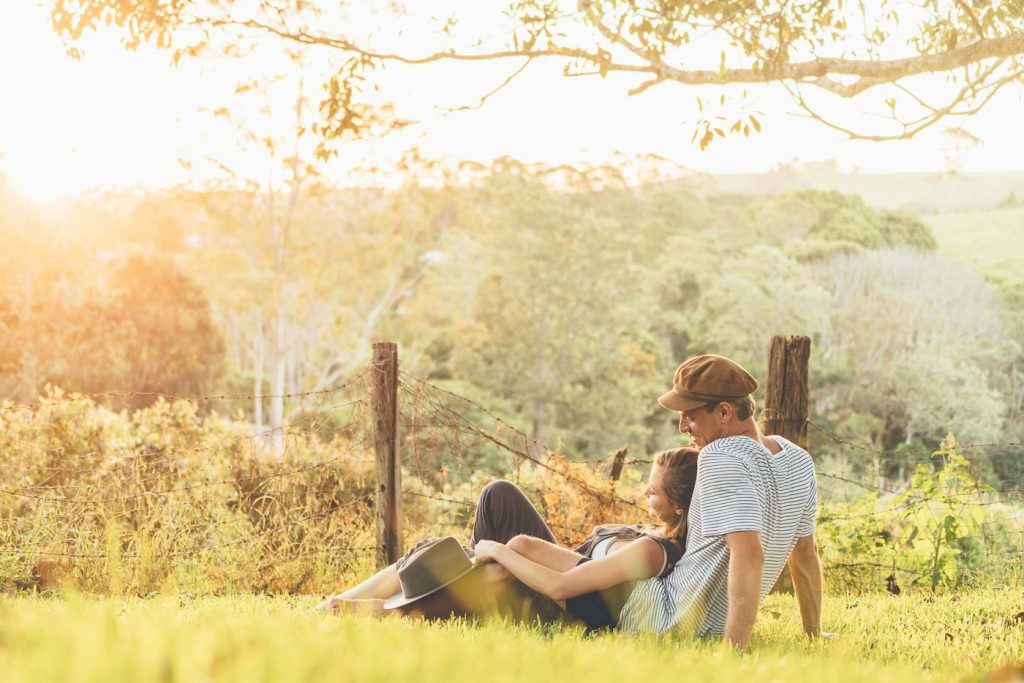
[787,533,823,638]
[723,530,763,650]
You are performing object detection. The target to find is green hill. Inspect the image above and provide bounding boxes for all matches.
[926,205,1024,284]
[706,170,1024,214]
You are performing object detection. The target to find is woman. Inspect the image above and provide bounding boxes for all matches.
[474,446,698,630]
[318,446,698,630]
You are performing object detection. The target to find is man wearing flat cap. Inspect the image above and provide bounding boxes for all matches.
[617,354,823,650]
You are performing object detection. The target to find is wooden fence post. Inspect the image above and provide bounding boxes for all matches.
[604,445,628,482]
[762,335,811,594]
[762,335,811,449]
[372,341,403,570]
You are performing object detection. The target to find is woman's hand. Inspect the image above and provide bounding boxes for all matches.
[473,540,504,564]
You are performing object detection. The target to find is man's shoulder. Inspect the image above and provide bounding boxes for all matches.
[701,436,768,460]
[768,436,816,472]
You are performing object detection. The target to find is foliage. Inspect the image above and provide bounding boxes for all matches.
[896,436,995,590]
[0,233,226,407]
[811,248,1010,456]
[816,436,1023,592]
[50,1,1024,144]
[0,393,376,595]
[788,190,937,252]
[409,175,672,457]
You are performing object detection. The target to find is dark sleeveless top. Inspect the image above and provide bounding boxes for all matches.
[565,524,686,631]
[573,524,685,578]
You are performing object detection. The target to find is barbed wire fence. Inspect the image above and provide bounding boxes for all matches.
[1,341,1022,598]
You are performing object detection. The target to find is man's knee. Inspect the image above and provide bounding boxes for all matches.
[479,479,519,502]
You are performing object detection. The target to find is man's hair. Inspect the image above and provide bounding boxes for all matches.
[651,446,700,541]
[702,395,756,421]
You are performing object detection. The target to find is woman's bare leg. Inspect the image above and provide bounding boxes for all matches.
[336,564,401,600]
[316,564,401,612]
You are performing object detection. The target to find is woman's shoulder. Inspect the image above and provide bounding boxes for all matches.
[637,532,685,577]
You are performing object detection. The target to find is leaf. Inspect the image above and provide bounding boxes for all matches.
[750,114,761,132]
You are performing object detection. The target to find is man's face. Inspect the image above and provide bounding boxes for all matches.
[677,404,722,448]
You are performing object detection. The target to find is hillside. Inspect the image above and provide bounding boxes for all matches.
[704,170,1024,214]
[926,205,1024,284]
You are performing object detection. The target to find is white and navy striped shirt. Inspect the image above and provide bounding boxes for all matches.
[618,435,817,635]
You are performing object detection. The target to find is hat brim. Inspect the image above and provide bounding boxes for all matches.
[381,563,478,610]
[658,389,707,412]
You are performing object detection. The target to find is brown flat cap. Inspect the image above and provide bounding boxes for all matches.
[658,354,759,412]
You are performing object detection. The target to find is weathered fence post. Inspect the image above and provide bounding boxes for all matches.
[372,341,403,570]
[604,445,629,481]
[762,335,811,449]
[762,335,811,594]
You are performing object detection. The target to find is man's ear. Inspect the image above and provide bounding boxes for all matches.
[718,401,734,422]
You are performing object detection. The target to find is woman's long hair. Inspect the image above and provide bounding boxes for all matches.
[649,446,699,541]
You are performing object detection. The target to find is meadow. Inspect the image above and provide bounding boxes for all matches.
[0,590,1021,682]
[928,205,1024,285]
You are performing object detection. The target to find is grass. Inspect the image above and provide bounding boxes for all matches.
[0,590,1021,682]
[927,205,1024,285]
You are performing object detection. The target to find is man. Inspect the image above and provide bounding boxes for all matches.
[617,354,823,649]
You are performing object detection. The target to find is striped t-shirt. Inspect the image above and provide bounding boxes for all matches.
[617,435,817,635]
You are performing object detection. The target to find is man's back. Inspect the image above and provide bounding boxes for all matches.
[618,435,817,635]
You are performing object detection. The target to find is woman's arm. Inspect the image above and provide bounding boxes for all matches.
[478,537,665,601]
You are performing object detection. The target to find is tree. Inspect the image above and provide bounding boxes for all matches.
[52,1,1024,146]
[811,249,1009,458]
[398,174,668,458]
[0,236,226,407]
[84,253,227,408]
[167,53,432,450]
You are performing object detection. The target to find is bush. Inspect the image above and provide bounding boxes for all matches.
[0,391,375,596]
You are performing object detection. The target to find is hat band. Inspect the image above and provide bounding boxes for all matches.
[673,388,749,403]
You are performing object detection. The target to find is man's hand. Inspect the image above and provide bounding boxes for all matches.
[723,530,764,650]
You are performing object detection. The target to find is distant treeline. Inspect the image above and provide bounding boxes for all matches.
[1,169,1021,487]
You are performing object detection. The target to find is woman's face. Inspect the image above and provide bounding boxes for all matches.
[643,464,679,525]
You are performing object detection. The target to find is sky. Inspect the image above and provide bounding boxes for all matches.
[2,1,1024,203]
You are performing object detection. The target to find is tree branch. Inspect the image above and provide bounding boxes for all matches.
[442,57,533,113]
[785,61,1022,141]
[206,15,1024,99]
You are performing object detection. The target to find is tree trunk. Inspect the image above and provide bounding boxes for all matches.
[270,304,286,454]
[253,310,264,432]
